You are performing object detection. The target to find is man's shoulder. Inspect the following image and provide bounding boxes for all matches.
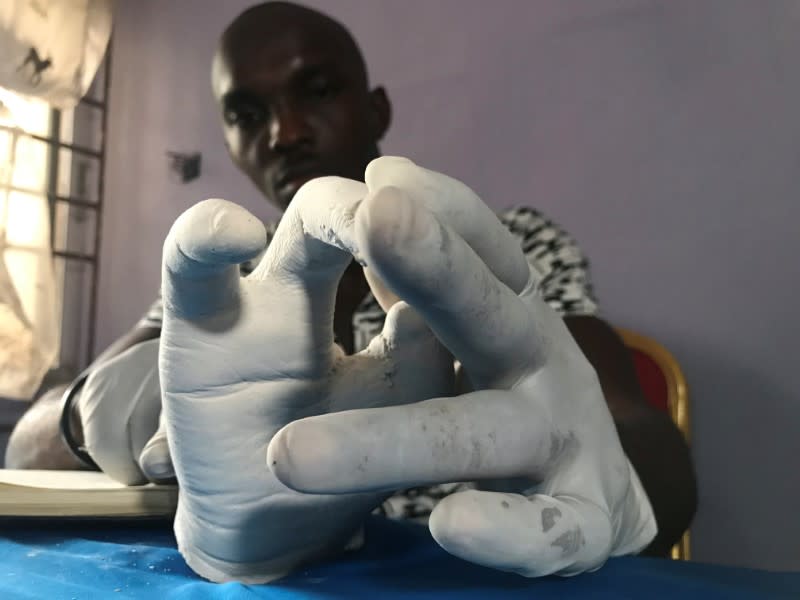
[497,205,599,315]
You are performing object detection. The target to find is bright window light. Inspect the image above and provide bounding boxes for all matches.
[0,87,59,398]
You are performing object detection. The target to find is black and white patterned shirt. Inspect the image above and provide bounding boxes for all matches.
[138,206,598,521]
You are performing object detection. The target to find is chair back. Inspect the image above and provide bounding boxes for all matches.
[616,327,691,561]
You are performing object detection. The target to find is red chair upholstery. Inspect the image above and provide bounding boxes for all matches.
[616,328,691,561]
[631,351,670,413]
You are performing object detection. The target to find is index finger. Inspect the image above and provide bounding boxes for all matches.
[366,157,530,295]
[250,177,367,289]
[355,186,544,388]
[162,199,266,319]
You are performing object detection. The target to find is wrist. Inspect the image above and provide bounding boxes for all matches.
[68,393,84,446]
[59,372,97,469]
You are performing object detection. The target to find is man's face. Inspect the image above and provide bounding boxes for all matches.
[213,28,388,211]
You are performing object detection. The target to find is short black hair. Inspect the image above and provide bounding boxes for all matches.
[220,1,369,88]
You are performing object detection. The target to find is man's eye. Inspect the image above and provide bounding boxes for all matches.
[225,105,265,128]
[306,78,339,100]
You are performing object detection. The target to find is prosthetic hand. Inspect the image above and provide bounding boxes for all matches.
[270,157,658,577]
[159,178,460,583]
[78,338,172,485]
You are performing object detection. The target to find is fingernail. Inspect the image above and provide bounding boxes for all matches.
[146,462,172,479]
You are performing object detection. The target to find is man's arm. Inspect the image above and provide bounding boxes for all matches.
[4,325,161,469]
[565,315,697,556]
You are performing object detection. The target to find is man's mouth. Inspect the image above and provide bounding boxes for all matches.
[275,163,322,192]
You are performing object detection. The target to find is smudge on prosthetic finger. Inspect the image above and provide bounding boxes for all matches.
[541,507,562,533]
[550,527,586,556]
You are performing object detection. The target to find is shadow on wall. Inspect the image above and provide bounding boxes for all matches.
[684,341,800,572]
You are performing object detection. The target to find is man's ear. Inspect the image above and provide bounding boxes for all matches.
[368,86,392,141]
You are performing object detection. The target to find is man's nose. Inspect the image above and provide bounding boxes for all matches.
[268,105,312,152]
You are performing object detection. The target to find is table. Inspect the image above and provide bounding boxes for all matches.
[1,516,798,599]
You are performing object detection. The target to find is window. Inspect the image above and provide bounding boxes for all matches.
[1,60,107,376]
[0,90,58,398]
[0,60,109,455]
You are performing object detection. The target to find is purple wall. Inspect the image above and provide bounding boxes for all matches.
[99,0,800,570]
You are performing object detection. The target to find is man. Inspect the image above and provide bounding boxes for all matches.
[6,0,695,577]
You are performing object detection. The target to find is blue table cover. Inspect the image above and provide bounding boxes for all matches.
[1,517,798,599]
